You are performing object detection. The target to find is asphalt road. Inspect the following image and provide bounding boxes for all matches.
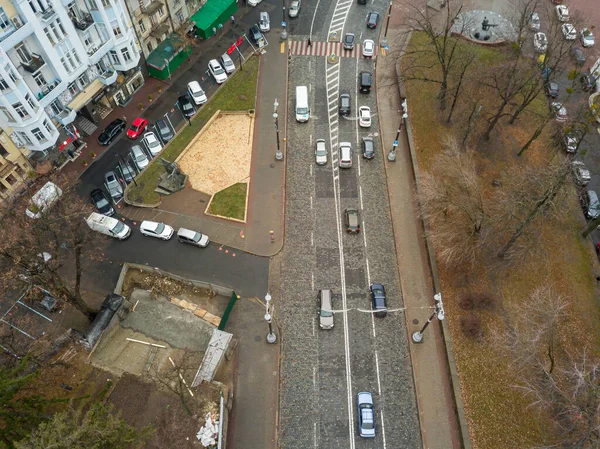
[278,0,421,447]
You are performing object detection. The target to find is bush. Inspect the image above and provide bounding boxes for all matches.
[460,313,484,340]
[459,292,496,311]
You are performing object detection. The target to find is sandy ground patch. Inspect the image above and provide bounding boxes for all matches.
[178,113,253,195]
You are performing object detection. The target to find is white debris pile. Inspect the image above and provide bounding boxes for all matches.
[196,412,219,447]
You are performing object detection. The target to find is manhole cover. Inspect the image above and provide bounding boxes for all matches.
[254,335,261,342]
[270,163,275,168]
[412,319,419,325]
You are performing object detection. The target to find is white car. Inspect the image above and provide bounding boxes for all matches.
[143,132,162,156]
[339,142,353,168]
[580,28,595,47]
[529,12,540,31]
[562,23,576,40]
[533,32,547,53]
[187,81,207,105]
[259,11,270,32]
[551,102,567,122]
[359,106,372,127]
[208,59,227,84]
[555,5,569,22]
[130,145,149,171]
[288,0,300,18]
[315,139,327,165]
[140,220,174,240]
[247,0,261,5]
[362,39,375,58]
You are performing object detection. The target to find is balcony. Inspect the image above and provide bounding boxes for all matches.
[21,53,46,74]
[40,7,57,23]
[70,12,94,31]
[36,79,60,100]
[98,69,117,85]
[142,0,164,16]
[150,23,170,38]
[56,107,76,125]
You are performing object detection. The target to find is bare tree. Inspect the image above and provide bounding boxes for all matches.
[418,138,488,265]
[151,349,200,416]
[446,48,477,123]
[0,176,108,321]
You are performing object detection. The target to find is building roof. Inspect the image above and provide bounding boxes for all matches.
[146,33,186,70]
[190,0,236,30]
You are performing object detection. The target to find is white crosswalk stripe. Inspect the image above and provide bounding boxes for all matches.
[287,40,378,58]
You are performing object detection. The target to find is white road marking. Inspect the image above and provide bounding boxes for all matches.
[310,196,313,209]
[314,422,318,449]
[359,185,364,210]
[311,231,314,246]
[310,134,313,146]
[309,0,323,37]
[313,365,317,388]
[362,220,367,247]
[366,258,371,285]
[312,318,315,336]
[312,272,315,291]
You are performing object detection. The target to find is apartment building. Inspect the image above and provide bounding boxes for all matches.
[0,0,143,154]
[0,127,31,200]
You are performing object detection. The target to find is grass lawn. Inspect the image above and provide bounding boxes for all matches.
[405,32,600,448]
[207,183,247,221]
[127,56,259,204]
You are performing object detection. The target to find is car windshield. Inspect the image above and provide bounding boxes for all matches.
[130,124,141,131]
[321,309,333,317]
[213,65,224,75]
[112,221,125,233]
[154,223,165,234]
[341,96,349,107]
[297,107,308,114]
[373,288,384,296]
[135,151,146,162]
[96,196,109,208]
[291,3,298,10]
[316,146,326,156]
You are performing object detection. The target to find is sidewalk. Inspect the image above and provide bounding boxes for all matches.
[376,23,467,449]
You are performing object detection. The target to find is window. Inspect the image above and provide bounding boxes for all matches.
[0,144,7,157]
[25,94,36,110]
[121,47,131,62]
[176,10,184,23]
[56,18,66,35]
[0,9,11,31]
[33,72,46,88]
[12,102,29,119]
[18,132,32,145]
[77,73,88,88]
[138,19,145,33]
[68,82,78,96]
[60,56,72,74]
[49,99,61,115]
[96,22,110,41]
[73,50,81,65]
[0,106,15,122]
[32,127,46,143]
[66,52,75,68]
[43,119,52,134]
[109,50,119,65]
[0,77,9,90]
[83,34,93,48]
[101,0,110,7]
[173,0,180,5]
[15,43,32,63]
[7,69,16,83]
[44,27,56,45]
[111,20,121,37]
[157,6,164,17]
[147,41,153,52]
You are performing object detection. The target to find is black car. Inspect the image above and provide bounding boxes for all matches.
[343,33,355,50]
[370,283,387,317]
[570,47,586,66]
[97,119,126,146]
[155,119,174,142]
[345,207,360,233]
[249,25,263,45]
[178,95,195,119]
[362,136,375,159]
[545,82,559,98]
[339,91,351,116]
[581,72,597,91]
[359,71,372,93]
[90,188,114,216]
[366,11,379,29]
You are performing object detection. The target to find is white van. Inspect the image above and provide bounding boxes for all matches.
[295,86,310,122]
[26,182,63,219]
[85,212,131,240]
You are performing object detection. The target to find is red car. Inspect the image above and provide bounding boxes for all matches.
[127,117,148,139]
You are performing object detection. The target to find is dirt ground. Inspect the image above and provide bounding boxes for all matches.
[178,113,254,195]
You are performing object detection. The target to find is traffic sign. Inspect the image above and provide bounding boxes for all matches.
[393,140,398,146]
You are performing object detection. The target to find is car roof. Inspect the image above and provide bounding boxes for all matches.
[132,117,146,125]
[140,220,159,231]
[188,81,201,90]
[144,132,156,139]
[132,145,144,154]
[91,188,104,196]
[358,392,373,403]
[209,59,220,67]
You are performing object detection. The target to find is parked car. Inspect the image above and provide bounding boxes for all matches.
[155,119,174,142]
[140,220,174,240]
[259,11,270,32]
[127,117,148,139]
[248,25,264,45]
[343,33,356,50]
[98,118,126,145]
[362,39,375,57]
[357,392,375,438]
[562,23,576,40]
[563,132,579,153]
[551,102,567,122]
[177,227,209,247]
[317,289,334,330]
[555,5,569,21]
[370,283,387,317]
[580,28,595,47]
[104,171,123,200]
[288,0,300,17]
[545,81,559,98]
[529,12,540,31]
[90,188,114,216]
[359,106,371,127]
[571,47,586,66]
[581,72,597,91]
[178,94,195,119]
[582,189,600,219]
[247,0,261,6]
[118,161,136,183]
[208,59,227,84]
[533,32,547,52]
[315,138,327,165]
[362,136,375,159]
[339,91,351,116]
[144,132,163,156]
[339,142,353,168]
[572,160,591,185]
[219,53,236,74]
[345,207,360,233]
[130,144,149,171]
[366,11,379,28]
[187,81,207,105]
[359,71,372,93]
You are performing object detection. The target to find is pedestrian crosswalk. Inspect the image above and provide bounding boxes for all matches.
[287,40,378,58]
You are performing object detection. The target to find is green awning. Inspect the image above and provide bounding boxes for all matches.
[146,33,185,70]
[190,0,237,39]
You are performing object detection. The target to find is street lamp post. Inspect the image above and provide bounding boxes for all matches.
[412,293,445,343]
[264,293,277,344]
[281,0,287,39]
[388,99,408,162]
[381,1,393,47]
[164,58,171,81]
[274,99,283,161]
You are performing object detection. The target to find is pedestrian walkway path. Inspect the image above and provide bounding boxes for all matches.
[287,40,378,58]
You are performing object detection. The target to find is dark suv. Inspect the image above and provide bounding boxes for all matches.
[155,119,174,142]
[339,91,351,116]
[345,207,360,233]
[359,71,372,93]
[178,95,195,118]
[370,283,387,317]
[98,119,126,145]
[249,25,263,45]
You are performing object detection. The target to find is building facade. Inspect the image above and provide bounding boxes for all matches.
[0,127,31,199]
[0,0,143,153]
